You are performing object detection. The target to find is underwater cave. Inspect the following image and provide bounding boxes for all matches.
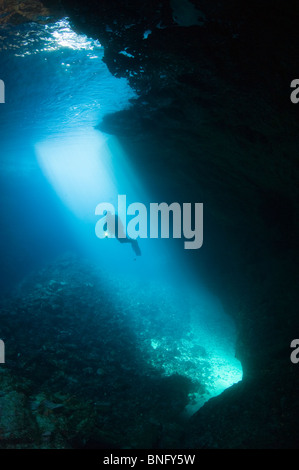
[0,0,298,452]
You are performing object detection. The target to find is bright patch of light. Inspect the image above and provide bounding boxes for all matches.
[151,339,160,350]
[10,18,101,56]
[131,282,243,416]
[46,18,101,51]
[35,131,143,222]
[36,131,118,221]
[147,333,242,415]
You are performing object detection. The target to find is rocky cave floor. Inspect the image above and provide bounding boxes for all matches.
[0,254,225,449]
[0,255,298,449]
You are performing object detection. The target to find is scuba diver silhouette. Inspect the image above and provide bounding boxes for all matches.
[105,211,141,257]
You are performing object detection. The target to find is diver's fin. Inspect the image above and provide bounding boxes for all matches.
[131,239,141,256]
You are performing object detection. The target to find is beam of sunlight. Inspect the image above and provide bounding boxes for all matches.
[32,19,242,414]
[36,131,120,221]
[35,130,164,272]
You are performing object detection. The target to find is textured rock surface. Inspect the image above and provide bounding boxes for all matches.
[0,256,202,448]
[0,0,51,24]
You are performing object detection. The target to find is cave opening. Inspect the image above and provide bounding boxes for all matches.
[1,0,299,451]
[0,15,243,448]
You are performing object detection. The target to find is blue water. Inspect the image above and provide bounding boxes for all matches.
[0,18,242,415]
